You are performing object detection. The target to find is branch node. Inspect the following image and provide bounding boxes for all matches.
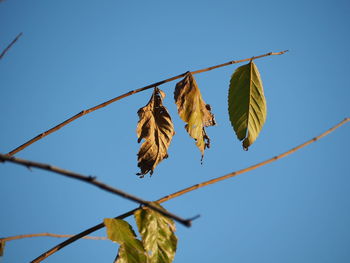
[183,220,192,227]
[87,175,96,181]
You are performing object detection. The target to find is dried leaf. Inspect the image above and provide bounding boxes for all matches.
[174,72,215,159]
[137,87,175,176]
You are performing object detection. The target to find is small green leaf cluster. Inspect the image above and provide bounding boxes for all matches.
[105,203,177,263]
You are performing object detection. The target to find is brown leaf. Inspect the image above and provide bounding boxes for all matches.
[137,87,175,177]
[174,72,215,159]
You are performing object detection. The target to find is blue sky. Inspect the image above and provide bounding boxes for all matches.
[1,0,349,262]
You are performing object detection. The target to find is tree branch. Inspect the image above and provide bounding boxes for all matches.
[29,117,349,263]
[0,233,107,242]
[7,50,288,156]
[156,117,350,203]
[0,154,192,227]
[31,209,137,263]
[0,32,23,60]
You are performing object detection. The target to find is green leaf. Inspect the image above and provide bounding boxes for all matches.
[228,61,267,150]
[137,87,175,177]
[174,72,216,159]
[134,203,177,263]
[104,218,147,263]
[0,240,5,257]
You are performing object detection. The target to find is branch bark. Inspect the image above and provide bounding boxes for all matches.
[0,32,23,60]
[0,233,107,242]
[7,50,288,156]
[0,154,192,227]
[29,117,349,263]
[31,209,137,263]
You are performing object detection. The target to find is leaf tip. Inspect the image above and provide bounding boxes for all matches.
[243,139,250,151]
[136,170,147,178]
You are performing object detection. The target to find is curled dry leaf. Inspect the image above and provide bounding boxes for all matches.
[174,72,216,159]
[137,87,175,177]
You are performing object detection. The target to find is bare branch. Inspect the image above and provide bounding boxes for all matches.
[7,50,288,156]
[0,154,192,227]
[156,117,350,203]
[0,233,107,242]
[30,117,349,263]
[0,32,23,60]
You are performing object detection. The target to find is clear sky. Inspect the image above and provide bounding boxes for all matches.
[1,0,349,262]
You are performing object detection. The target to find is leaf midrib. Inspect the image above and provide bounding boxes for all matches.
[246,61,253,139]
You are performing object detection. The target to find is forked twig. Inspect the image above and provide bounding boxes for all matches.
[7,50,288,156]
[30,118,349,263]
[0,32,23,60]
[0,154,192,227]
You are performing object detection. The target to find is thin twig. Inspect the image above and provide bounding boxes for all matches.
[31,209,137,263]
[0,32,23,60]
[30,117,349,263]
[0,154,192,227]
[0,233,107,242]
[7,50,288,156]
[156,117,350,203]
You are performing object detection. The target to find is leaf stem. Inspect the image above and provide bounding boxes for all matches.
[29,117,348,263]
[7,50,288,156]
